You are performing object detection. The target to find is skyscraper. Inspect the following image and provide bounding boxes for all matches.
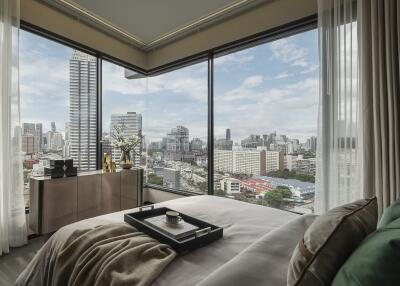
[35,123,43,149]
[22,134,39,154]
[110,112,142,166]
[45,131,63,151]
[51,121,56,132]
[64,122,70,141]
[226,128,231,140]
[22,123,39,153]
[215,128,233,150]
[166,125,191,160]
[309,136,317,153]
[22,123,36,135]
[69,50,97,171]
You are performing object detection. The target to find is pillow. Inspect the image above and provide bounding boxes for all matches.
[377,198,400,229]
[287,197,377,286]
[332,216,400,286]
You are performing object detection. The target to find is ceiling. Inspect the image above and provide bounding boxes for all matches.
[45,0,267,50]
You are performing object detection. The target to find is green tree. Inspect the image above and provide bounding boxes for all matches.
[276,186,292,198]
[234,193,249,203]
[264,191,284,208]
[147,174,163,186]
[214,188,226,197]
[268,169,315,183]
[198,181,207,192]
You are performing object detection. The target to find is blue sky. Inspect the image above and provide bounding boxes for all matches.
[20,29,318,144]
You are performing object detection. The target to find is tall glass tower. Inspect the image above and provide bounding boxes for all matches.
[69,50,97,171]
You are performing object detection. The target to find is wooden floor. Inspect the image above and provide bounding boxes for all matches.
[0,237,46,286]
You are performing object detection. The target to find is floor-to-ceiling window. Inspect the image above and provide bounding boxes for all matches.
[145,62,208,194]
[20,30,97,207]
[20,22,318,209]
[213,29,318,213]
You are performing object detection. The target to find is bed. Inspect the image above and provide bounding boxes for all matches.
[17,195,317,285]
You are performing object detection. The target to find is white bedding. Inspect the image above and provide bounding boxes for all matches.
[18,195,314,285]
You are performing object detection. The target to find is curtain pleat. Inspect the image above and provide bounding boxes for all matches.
[359,0,400,216]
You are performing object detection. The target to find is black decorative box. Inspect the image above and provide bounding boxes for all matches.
[124,205,223,253]
[64,159,73,168]
[50,159,65,168]
[65,167,77,177]
[44,167,64,179]
[46,159,77,178]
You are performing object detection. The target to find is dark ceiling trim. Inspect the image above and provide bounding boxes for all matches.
[145,14,317,75]
[21,13,317,77]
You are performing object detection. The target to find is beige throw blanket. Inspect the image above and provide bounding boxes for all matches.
[17,223,176,286]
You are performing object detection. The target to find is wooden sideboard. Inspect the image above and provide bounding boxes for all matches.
[29,168,143,234]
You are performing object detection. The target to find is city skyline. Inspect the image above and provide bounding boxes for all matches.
[21,118,316,153]
[20,29,318,143]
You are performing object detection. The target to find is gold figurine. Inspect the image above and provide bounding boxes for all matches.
[103,153,111,172]
[111,161,117,173]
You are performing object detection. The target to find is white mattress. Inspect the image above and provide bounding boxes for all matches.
[18,195,305,285]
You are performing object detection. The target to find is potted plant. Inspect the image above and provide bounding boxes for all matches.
[109,123,142,169]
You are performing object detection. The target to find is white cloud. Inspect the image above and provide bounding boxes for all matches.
[221,75,266,101]
[148,72,207,102]
[102,62,148,95]
[214,49,255,66]
[215,76,319,142]
[243,75,263,87]
[270,38,309,67]
[300,64,318,74]
[274,72,290,79]
[20,49,69,102]
[102,60,208,103]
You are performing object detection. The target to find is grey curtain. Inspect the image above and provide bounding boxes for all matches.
[359,0,400,216]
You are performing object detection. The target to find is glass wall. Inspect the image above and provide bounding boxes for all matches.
[20,30,97,207]
[101,60,208,194]
[146,62,208,194]
[213,29,318,213]
[20,25,318,208]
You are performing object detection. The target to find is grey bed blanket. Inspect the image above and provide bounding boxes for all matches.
[15,196,311,285]
[16,223,176,286]
[197,214,317,286]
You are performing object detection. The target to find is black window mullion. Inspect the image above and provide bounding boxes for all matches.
[207,54,214,195]
[96,57,103,170]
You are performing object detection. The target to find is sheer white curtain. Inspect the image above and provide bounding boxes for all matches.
[0,0,27,255]
[315,0,362,214]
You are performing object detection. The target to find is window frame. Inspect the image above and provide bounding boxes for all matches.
[20,14,317,197]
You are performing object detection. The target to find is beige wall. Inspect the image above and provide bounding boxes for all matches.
[21,0,317,71]
[147,0,317,69]
[21,0,147,69]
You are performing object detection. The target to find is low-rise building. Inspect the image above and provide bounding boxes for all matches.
[297,158,316,176]
[220,178,240,194]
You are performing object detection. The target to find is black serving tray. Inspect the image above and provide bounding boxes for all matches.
[124,205,223,253]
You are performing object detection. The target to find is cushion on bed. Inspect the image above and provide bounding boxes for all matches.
[332,216,400,286]
[287,197,377,286]
[377,198,400,229]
